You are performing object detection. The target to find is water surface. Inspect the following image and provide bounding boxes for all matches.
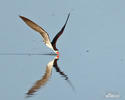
[0,0,125,100]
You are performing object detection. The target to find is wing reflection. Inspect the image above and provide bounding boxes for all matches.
[53,58,75,92]
[26,55,74,97]
[26,56,57,96]
[53,59,68,80]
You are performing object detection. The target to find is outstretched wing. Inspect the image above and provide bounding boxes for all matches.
[51,13,70,50]
[19,16,53,50]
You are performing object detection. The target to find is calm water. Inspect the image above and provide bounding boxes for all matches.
[0,0,125,100]
[0,47,124,100]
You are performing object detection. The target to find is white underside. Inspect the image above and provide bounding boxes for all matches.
[45,43,57,53]
[46,43,53,50]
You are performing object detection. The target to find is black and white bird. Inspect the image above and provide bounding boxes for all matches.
[19,13,70,55]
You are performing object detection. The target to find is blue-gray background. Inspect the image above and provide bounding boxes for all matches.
[0,0,125,100]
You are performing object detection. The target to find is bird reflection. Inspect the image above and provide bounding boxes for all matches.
[26,55,74,97]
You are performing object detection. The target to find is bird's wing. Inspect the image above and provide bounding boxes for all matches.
[19,16,53,50]
[27,58,55,96]
[51,13,70,50]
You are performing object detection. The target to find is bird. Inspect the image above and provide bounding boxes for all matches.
[19,13,70,55]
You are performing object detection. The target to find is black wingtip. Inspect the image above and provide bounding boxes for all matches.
[19,15,23,18]
[19,15,24,20]
[64,13,70,26]
[19,15,28,21]
[68,12,70,17]
[60,13,70,31]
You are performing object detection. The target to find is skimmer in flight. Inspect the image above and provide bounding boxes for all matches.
[19,13,70,55]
